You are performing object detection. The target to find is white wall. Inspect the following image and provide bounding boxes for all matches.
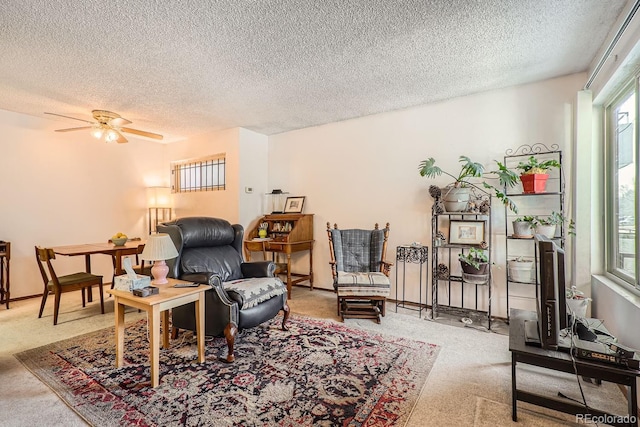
[593,275,640,348]
[165,128,241,223]
[587,7,640,341]
[0,73,588,316]
[268,73,585,318]
[1,117,264,300]
[572,90,595,304]
[0,109,166,298]
[238,128,269,230]
[588,0,640,104]
[164,127,269,233]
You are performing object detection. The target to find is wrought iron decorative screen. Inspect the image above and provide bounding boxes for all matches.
[172,154,226,193]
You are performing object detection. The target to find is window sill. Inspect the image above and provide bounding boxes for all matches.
[591,274,640,348]
[592,274,640,305]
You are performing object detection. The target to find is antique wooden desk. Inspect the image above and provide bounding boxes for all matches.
[510,309,639,426]
[244,214,314,298]
[0,242,10,309]
[106,278,210,388]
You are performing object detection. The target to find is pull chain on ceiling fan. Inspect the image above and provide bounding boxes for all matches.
[44,110,163,143]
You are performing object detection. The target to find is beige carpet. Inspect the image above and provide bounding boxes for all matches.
[473,397,574,427]
[0,285,630,426]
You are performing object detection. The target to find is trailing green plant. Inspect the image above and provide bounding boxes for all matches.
[534,211,576,236]
[515,156,561,175]
[458,247,488,270]
[418,156,520,212]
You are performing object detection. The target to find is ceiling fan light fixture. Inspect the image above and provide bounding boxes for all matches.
[105,129,119,142]
[46,110,163,143]
[91,125,104,139]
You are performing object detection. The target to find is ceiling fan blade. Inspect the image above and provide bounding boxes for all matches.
[54,126,93,132]
[109,117,132,127]
[114,129,128,144]
[121,127,164,140]
[44,112,95,124]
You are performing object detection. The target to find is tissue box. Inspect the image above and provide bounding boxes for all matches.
[113,274,151,291]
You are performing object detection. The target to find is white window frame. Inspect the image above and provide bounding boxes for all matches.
[605,81,638,289]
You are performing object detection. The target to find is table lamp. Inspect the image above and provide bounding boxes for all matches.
[264,189,289,214]
[140,233,179,285]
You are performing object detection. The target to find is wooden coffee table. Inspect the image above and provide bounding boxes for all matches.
[106,278,210,387]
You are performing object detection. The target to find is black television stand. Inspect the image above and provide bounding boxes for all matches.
[510,309,639,426]
[523,316,615,351]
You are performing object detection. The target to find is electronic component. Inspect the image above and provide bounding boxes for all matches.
[572,338,640,370]
[173,283,200,288]
[132,286,159,297]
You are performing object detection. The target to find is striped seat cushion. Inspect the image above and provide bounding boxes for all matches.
[335,271,390,297]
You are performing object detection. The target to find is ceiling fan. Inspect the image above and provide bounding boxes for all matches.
[44,110,163,143]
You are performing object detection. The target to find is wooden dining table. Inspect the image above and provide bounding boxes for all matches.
[52,239,145,274]
[51,239,146,300]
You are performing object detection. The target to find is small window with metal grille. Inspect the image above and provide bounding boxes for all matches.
[171,154,226,193]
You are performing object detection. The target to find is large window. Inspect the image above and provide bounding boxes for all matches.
[171,154,226,193]
[607,86,637,286]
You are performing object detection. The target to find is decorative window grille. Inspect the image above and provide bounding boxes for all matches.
[171,154,226,193]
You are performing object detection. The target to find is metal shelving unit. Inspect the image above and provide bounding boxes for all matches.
[431,188,493,330]
[503,144,564,321]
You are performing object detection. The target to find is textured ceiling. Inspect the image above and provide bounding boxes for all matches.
[0,1,628,142]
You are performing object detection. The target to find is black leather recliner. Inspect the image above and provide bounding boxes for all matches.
[158,217,289,362]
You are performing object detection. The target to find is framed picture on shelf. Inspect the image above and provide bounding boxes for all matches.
[449,220,485,245]
[283,196,305,213]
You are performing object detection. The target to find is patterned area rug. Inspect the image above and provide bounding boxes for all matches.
[16,315,439,426]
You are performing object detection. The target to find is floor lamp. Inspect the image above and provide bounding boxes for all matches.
[147,187,173,234]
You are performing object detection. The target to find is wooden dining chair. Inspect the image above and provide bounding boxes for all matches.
[108,243,150,288]
[35,246,104,325]
[133,243,152,275]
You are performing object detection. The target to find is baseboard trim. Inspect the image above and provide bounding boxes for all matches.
[2,293,43,304]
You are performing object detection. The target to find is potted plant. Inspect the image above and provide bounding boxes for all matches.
[458,247,490,284]
[418,156,519,213]
[512,216,536,238]
[515,156,561,194]
[566,285,591,318]
[508,256,534,282]
[533,211,575,238]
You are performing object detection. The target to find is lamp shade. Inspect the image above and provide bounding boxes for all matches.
[264,189,289,214]
[140,233,178,261]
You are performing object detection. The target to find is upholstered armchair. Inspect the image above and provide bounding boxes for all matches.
[326,222,392,323]
[158,217,289,362]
